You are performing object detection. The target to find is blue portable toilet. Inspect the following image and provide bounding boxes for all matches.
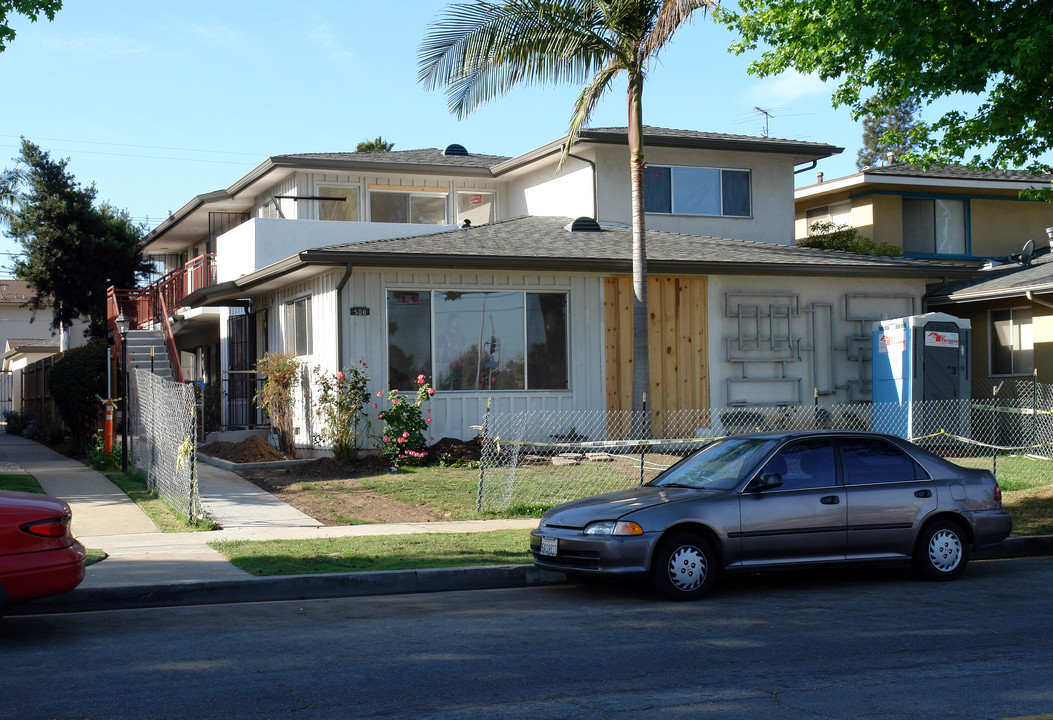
[872,312,971,439]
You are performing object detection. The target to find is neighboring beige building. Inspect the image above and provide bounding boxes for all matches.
[795,164,1053,261]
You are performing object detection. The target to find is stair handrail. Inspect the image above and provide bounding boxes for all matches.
[155,291,184,383]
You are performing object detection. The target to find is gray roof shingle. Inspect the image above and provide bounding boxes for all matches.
[864,163,1053,184]
[305,216,975,278]
[929,246,1053,302]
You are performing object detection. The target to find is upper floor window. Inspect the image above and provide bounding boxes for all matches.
[370,191,447,224]
[643,165,751,218]
[457,191,494,226]
[990,307,1033,375]
[317,185,360,222]
[902,197,967,255]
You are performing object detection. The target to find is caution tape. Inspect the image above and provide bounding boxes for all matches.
[908,428,1053,453]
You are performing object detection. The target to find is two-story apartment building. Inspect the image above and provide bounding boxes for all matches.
[123,128,978,446]
[795,163,1053,391]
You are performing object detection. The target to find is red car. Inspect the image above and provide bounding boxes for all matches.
[0,490,86,615]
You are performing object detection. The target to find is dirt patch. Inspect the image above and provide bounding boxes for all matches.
[236,455,448,525]
[199,435,288,463]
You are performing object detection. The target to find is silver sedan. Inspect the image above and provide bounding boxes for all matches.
[530,430,1012,600]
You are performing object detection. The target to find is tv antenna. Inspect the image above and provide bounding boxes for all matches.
[753,107,773,137]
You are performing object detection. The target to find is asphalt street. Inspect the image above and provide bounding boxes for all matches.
[2,555,1051,720]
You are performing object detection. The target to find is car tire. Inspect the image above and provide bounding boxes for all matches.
[651,531,717,601]
[914,519,970,581]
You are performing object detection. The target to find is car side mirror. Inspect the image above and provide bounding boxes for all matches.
[749,473,784,493]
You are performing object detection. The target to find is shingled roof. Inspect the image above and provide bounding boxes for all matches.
[863,163,1053,184]
[929,246,1053,304]
[303,216,975,278]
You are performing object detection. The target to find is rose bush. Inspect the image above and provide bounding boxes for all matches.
[376,374,435,467]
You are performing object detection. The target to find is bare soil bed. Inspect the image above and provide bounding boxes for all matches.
[199,436,482,525]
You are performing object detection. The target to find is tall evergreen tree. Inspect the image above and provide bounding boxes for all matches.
[419,0,711,424]
[856,98,921,170]
[1,139,151,337]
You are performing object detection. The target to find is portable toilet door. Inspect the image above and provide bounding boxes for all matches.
[920,318,968,402]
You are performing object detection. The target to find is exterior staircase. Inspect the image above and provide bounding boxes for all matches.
[123,329,174,381]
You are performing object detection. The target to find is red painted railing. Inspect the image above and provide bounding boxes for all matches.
[107,254,215,384]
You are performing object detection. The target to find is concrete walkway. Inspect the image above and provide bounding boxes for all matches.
[0,433,538,594]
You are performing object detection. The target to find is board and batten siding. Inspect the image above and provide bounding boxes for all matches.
[342,268,606,441]
[255,270,342,447]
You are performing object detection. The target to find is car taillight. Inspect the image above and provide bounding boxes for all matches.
[993,484,1002,503]
[21,515,71,538]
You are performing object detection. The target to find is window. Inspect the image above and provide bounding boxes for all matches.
[840,438,926,485]
[370,191,447,224]
[760,438,837,490]
[457,191,494,226]
[386,290,569,391]
[990,307,1033,375]
[317,185,359,222]
[284,297,311,356]
[643,165,751,217]
[902,197,967,255]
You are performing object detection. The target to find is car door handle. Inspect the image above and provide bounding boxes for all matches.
[914,489,932,498]
[820,495,840,505]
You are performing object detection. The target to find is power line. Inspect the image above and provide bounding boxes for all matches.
[0,134,264,158]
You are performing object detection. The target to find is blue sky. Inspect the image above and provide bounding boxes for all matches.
[0,1,936,273]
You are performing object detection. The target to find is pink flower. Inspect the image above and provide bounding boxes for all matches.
[376,391,383,397]
[383,436,390,442]
[378,413,384,419]
[427,388,435,395]
[336,372,344,380]
[429,436,434,441]
[372,403,378,408]
[402,431,409,437]
[426,417,432,423]
[417,374,426,383]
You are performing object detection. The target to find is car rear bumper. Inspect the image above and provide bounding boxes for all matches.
[970,510,1013,549]
[530,528,654,576]
[0,540,86,604]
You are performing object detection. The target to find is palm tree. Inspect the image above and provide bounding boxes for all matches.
[419,0,711,429]
[356,137,395,152]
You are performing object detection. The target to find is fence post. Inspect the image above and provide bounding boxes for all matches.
[1033,368,1039,449]
[640,392,648,485]
[476,396,492,512]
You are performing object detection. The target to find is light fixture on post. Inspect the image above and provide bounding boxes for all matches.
[115,312,130,472]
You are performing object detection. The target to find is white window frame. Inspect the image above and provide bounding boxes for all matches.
[368,189,449,224]
[644,164,752,218]
[901,196,968,256]
[284,296,312,357]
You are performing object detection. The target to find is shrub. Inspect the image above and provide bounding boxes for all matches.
[86,430,121,470]
[3,409,33,435]
[48,342,108,453]
[798,221,901,257]
[376,374,435,467]
[254,352,300,458]
[314,360,371,463]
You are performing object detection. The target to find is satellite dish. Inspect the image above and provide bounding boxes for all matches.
[1021,239,1035,267]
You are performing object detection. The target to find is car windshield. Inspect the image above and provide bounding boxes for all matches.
[649,437,778,490]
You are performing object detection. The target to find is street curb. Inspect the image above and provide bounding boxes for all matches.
[197,454,313,472]
[10,537,1051,616]
[9,565,570,616]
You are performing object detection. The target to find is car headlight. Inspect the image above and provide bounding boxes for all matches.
[583,520,643,536]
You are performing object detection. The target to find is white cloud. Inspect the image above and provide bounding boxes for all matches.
[41,35,149,57]
[743,70,829,106]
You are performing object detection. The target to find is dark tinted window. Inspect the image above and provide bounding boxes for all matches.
[759,438,837,490]
[840,438,924,485]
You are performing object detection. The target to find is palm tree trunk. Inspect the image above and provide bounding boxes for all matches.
[628,72,650,438]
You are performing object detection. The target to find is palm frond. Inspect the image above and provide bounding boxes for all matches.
[557,62,621,171]
[644,0,714,60]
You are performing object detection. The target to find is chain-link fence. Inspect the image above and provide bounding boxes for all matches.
[477,388,1053,512]
[128,368,202,523]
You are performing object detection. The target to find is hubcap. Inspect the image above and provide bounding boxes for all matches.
[667,545,707,591]
[927,529,963,572]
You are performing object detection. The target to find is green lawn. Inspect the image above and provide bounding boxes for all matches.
[102,470,214,532]
[210,528,534,576]
[950,455,1053,491]
[0,473,46,494]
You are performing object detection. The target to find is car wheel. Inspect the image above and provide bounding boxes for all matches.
[651,531,716,601]
[915,519,969,581]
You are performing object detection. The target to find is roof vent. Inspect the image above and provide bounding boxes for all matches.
[443,143,469,157]
[566,216,602,233]
[461,219,472,229]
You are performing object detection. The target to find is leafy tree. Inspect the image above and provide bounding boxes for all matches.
[856,96,921,170]
[419,0,712,424]
[722,0,1053,177]
[798,221,900,257]
[1,139,151,337]
[356,137,395,152]
[0,0,62,52]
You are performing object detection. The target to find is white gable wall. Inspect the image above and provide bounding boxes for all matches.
[503,154,596,219]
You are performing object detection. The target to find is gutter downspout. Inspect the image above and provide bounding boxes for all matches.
[564,146,598,219]
[336,263,353,370]
[794,160,818,175]
[1026,290,1053,311]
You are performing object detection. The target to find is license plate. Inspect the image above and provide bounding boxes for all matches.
[540,536,558,557]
